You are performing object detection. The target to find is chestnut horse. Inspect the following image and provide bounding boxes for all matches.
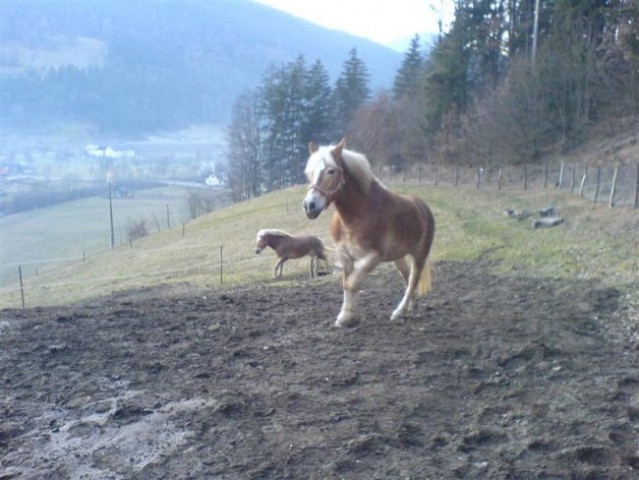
[302,139,435,327]
[255,229,329,279]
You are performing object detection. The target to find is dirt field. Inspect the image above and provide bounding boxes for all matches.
[1,260,638,479]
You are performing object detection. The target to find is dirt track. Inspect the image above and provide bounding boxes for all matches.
[1,260,638,479]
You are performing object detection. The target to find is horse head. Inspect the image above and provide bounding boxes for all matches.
[303,138,346,219]
[255,230,268,254]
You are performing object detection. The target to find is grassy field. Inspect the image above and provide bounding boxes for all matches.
[1,181,637,310]
[0,186,228,287]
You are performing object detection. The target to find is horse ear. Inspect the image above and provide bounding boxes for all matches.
[308,141,318,154]
[331,138,346,161]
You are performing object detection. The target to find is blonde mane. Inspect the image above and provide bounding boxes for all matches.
[305,143,377,194]
[340,148,376,193]
[257,228,291,240]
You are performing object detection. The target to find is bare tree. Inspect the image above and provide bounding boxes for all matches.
[224,91,264,201]
[126,217,148,243]
[349,92,400,169]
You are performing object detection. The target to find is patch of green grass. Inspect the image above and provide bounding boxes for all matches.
[396,184,638,290]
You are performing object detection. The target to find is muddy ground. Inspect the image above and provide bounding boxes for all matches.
[1,260,638,479]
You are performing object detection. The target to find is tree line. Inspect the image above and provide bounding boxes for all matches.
[222,49,370,201]
[1,62,225,135]
[222,0,639,202]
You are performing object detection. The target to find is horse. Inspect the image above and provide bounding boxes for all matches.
[302,138,435,327]
[255,229,330,279]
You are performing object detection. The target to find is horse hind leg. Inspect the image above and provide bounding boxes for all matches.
[317,252,329,276]
[391,257,424,320]
[309,256,316,279]
[392,216,434,320]
[394,257,410,285]
[274,258,285,278]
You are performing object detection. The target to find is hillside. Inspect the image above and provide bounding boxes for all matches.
[2,180,637,310]
[0,0,401,135]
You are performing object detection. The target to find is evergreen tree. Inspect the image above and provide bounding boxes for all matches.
[393,35,424,99]
[260,55,316,189]
[421,17,471,136]
[331,48,371,140]
[303,60,333,146]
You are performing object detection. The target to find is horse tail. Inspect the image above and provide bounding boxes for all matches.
[415,197,435,297]
[416,259,432,297]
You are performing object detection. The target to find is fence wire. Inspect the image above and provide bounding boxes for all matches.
[384,162,639,208]
[2,161,637,309]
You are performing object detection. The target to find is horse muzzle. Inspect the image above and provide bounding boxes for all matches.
[303,199,323,219]
[303,191,326,219]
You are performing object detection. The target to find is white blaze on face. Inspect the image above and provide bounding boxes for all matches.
[303,157,329,215]
[255,231,266,253]
[310,157,325,184]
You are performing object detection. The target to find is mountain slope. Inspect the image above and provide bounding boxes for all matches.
[0,0,401,134]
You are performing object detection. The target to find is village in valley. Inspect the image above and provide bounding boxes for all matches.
[0,125,227,217]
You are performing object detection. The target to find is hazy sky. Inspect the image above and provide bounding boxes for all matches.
[255,0,455,50]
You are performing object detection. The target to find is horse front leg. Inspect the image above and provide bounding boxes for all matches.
[336,252,380,328]
[336,272,356,327]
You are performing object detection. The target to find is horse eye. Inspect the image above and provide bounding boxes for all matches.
[327,169,336,175]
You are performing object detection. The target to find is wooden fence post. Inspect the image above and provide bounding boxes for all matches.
[593,167,601,204]
[609,166,619,208]
[580,167,588,198]
[558,160,564,189]
[455,166,460,187]
[579,174,586,197]
[523,164,528,190]
[18,266,25,309]
[476,168,481,189]
[544,163,549,188]
[570,163,576,192]
[634,163,639,209]
[109,181,115,248]
[498,168,503,190]
[219,245,224,285]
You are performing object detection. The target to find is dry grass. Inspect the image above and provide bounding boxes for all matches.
[1,180,637,310]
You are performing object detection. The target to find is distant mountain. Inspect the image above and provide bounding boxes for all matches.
[0,0,402,136]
